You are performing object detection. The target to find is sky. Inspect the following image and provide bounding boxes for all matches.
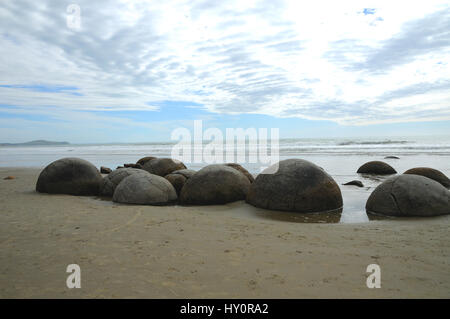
[0,0,449,143]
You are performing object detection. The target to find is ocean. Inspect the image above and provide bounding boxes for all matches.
[1,136,449,223]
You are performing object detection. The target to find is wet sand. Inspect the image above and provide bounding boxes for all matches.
[0,167,449,298]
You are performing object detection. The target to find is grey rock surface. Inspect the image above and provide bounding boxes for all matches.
[357,161,397,175]
[36,157,102,195]
[246,159,343,213]
[366,174,450,217]
[225,163,255,183]
[142,158,186,176]
[100,168,150,196]
[404,167,450,188]
[180,165,250,205]
[113,173,177,205]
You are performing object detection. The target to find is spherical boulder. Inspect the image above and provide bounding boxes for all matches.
[179,165,251,205]
[142,158,186,177]
[246,159,343,213]
[404,167,450,188]
[36,157,102,195]
[164,169,197,195]
[171,169,196,179]
[113,173,177,205]
[366,174,450,217]
[225,163,254,183]
[164,174,186,195]
[357,161,396,175]
[100,168,150,196]
[136,156,157,166]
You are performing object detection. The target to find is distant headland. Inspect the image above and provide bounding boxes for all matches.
[0,140,70,146]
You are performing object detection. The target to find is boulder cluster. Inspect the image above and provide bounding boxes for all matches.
[354,160,450,217]
[36,157,449,218]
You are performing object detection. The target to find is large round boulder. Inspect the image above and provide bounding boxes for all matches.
[225,163,254,183]
[136,156,157,166]
[164,169,197,195]
[100,168,150,196]
[179,165,251,205]
[171,169,196,179]
[36,157,102,195]
[357,161,396,175]
[366,174,450,217]
[113,173,177,205]
[404,167,450,188]
[142,158,186,176]
[246,159,343,213]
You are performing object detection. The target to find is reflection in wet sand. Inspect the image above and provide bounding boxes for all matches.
[248,207,343,223]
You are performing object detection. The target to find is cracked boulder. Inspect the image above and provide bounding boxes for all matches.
[179,165,250,205]
[113,173,177,205]
[366,174,450,217]
[246,159,343,213]
[404,167,450,188]
[100,168,150,196]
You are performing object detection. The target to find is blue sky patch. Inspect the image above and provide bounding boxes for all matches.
[363,8,376,15]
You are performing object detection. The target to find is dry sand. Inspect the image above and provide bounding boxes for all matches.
[0,167,449,298]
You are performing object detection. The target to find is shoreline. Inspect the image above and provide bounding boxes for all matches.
[1,167,449,298]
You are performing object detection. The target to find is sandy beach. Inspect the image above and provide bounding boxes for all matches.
[0,167,449,298]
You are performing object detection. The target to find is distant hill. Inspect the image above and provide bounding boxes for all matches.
[0,140,70,146]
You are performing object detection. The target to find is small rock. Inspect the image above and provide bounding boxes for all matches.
[124,163,142,169]
[100,166,112,174]
[343,180,364,187]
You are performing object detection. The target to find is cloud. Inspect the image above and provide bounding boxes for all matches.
[350,8,450,73]
[0,0,449,127]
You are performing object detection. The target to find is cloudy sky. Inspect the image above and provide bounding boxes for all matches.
[1,0,449,143]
